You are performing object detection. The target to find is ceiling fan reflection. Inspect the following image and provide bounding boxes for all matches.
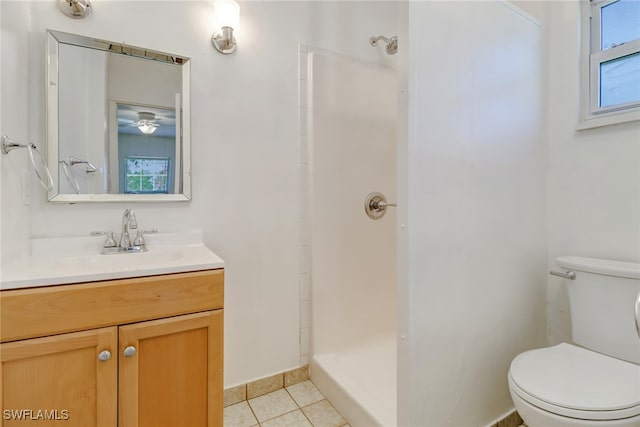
[134,112,161,135]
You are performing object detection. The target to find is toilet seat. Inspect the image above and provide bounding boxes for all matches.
[509,343,640,421]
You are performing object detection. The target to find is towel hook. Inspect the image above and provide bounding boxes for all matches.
[68,156,97,173]
[1,135,29,154]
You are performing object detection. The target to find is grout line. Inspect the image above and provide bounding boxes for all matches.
[284,386,316,427]
[257,408,300,426]
[298,398,348,427]
[245,397,261,427]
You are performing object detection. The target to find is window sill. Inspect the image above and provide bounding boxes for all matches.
[577,109,640,131]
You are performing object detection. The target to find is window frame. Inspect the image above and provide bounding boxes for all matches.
[579,0,640,129]
[124,156,171,195]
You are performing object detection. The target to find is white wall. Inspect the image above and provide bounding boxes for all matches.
[546,1,640,345]
[400,2,547,425]
[57,44,107,194]
[1,1,32,262]
[0,1,400,388]
[508,0,546,22]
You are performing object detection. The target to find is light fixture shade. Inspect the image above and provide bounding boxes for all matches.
[214,0,240,31]
[138,123,158,135]
[136,112,159,134]
[212,0,240,54]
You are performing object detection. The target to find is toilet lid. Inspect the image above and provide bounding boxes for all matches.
[510,343,640,414]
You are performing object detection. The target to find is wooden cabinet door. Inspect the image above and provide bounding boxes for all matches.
[0,327,118,427]
[118,310,223,427]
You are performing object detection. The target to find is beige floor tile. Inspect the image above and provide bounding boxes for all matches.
[223,401,258,427]
[301,399,346,427]
[260,409,312,427]
[248,389,298,422]
[286,380,324,407]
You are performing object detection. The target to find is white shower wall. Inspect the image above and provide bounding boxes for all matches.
[306,50,397,426]
[309,51,396,354]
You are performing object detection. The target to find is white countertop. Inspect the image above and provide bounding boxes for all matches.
[0,231,225,291]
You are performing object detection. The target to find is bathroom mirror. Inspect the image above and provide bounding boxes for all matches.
[46,30,191,202]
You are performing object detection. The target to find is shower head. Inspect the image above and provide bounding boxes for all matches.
[370,35,398,55]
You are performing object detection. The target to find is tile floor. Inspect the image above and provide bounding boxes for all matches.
[224,380,349,427]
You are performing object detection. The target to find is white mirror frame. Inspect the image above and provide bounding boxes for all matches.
[46,30,191,203]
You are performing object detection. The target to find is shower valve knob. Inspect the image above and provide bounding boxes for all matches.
[371,200,396,210]
[365,192,396,220]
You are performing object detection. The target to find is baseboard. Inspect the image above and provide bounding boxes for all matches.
[223,365,310,407]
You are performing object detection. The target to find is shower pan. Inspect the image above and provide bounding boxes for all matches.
[305,49,397,426]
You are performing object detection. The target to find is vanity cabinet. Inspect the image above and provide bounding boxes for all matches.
[0,269,224,427]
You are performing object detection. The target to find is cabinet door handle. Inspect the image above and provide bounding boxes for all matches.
[97,350,112,361]
[123,346,137,357]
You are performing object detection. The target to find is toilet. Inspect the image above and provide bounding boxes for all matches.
[508,256,640,427]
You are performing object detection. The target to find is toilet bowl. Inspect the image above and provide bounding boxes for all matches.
[508,256,640,427]
[508,343,640,427]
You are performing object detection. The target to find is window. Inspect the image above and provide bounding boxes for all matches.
[124,157,170,194]
[581,0,640,128]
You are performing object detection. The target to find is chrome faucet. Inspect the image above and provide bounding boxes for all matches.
[119,208,138,248]
[91,209,156,254]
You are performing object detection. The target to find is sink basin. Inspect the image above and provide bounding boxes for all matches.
[1,230,224,290]
[50,249,185,271]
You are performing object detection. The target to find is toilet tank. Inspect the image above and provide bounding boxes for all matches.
[556,256,640,365]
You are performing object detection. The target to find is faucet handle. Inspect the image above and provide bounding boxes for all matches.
[133,229,158,247]
[104,232,117,248]
[90,231,117,248]
[133,230,145,246]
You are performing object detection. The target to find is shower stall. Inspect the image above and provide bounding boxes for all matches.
[304,48,397,426]
[303,1,546,425]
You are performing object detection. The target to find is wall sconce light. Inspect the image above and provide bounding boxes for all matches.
[211,0,240,54]
[57,0,92,19]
